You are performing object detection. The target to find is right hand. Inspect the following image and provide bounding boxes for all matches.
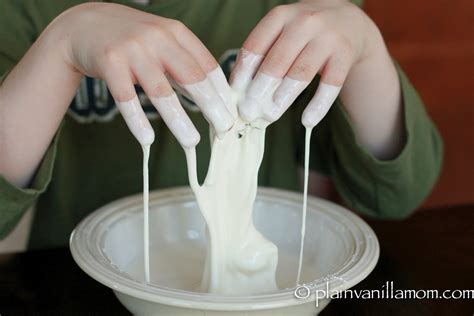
[55,3,236,147]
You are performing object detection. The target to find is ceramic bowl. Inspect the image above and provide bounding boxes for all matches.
[70,187,379,315]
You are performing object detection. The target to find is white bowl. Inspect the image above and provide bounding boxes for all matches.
[70,187,379,315]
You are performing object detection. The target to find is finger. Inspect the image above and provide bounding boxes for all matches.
[166,20,219,73]
[262,77,309,122]
[103,63,155,145]
[163,21,238,118]
[230,5,290,92]
[160,40,207,84]
[229,49,264,95]
[301,55,349,128]
[167,68,239,121]
[241,31,317,122]
[161,43,234,136]
[238,72,281,122]
[256,22,312,78]
[285,40,330,82]
[150,93,201,148]
[131,56,173,97]
[131,58,200,148]
[262,41,328,121]
[242,5,291,55]
[207,67,239,119]
[181,76,234,136]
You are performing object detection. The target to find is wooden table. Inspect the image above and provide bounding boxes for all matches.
[1,205,472,315]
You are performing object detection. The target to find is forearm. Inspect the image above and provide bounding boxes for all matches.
[339,23,405,160]
[0,22,81,188]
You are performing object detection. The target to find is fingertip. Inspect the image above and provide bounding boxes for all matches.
[149,93,200,148]
[181,129,201,148]
[116,96,155,146]
[183,77,235,135]
[302,82,342,128]
[141,127,156,146]
[301,109,316,128]
[207,67,239,118]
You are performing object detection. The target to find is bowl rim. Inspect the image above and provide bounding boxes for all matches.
[70,187,379,311]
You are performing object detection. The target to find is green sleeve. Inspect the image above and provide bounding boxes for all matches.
[325,64,443,219]
[0,0,70,239]
[0,130,61,239]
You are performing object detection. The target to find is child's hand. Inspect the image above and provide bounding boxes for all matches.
[230,0,380,127]
[56,3,236,146]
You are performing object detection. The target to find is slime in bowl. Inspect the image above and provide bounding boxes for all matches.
[70,187,379,315]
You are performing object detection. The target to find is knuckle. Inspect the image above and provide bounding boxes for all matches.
[150,80,172,97]
[201,57,218,73]
[141,22,174,42]
[324,67,346,86]
[324,28,341,44]
[154,27,174,42]
[313,15,332,34]
[166,19,187,33]
[102,35,144,62]
[101,44,125,67]
[242,37,260,53]
[268,5,290,18]
[296,10,320,26]
[265,53,285,69]
[290,62,313,79]
[187,65,205,82]
[123,37,142,54]
[336,35,353,55]
[329,74,345,86]
[155,82,173,97]
[114,90,135,103]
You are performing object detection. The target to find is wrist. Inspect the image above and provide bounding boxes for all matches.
[345,17,392,93]
[357,13,388,65]
[43,8,83,79]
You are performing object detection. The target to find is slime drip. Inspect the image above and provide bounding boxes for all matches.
[296,127,312,285]
[184,119,279,295]
[142,144,150,283]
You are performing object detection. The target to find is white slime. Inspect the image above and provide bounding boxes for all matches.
[127,48,342,293]
[142,144,151,283]
[184,119,278,295]
[296,127,312,285]
[297,83,342,285]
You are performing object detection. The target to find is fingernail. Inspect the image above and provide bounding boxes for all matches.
[266,77,309,121]
[116,96,155,145]
[230,49,264,94]
[239,72,281,122]
[183,78,234,135]
[301,83,341,128]
[149,93,200,148]
[207,67,239,119]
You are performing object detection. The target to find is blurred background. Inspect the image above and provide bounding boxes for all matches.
[365,0,474,210]
[0,0,473,253]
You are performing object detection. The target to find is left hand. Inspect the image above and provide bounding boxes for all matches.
[230,0,380,128]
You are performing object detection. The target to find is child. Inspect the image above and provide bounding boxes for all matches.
[0,0,443,249]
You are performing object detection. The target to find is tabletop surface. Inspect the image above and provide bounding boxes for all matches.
[1,205,473,315]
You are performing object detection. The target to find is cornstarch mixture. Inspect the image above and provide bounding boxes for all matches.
[184,118,279,295]
[140,98,316,295]
[142,144,151,283]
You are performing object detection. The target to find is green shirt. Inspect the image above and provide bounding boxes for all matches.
[0,0,443,249]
